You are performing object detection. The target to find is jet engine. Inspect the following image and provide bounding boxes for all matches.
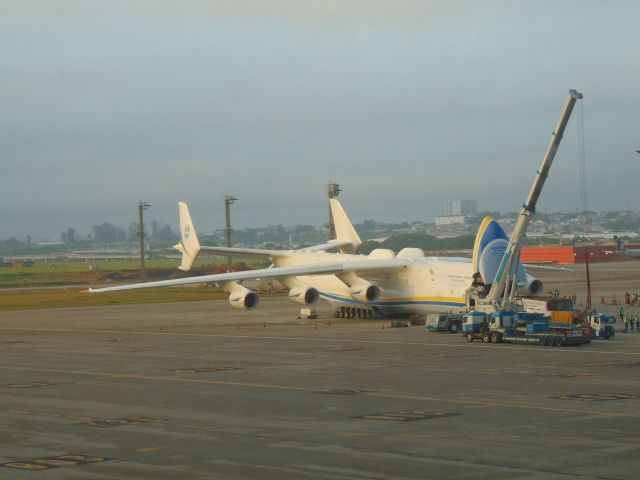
[288,285,320,306]
[350,282,380,303]
[520,274,544,296]
[225,282,260,310]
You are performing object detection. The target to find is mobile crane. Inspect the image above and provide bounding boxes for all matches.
[462,90,586,345]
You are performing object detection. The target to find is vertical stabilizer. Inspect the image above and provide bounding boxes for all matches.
[174,202,201,271]
[329,199,362,254]
[472,217,524,286]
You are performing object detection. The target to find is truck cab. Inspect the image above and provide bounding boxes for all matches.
[462,311,495,343]
[590,313,615,339]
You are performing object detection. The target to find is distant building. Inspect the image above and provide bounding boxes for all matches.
[444,200,478,216]
[435,215,466,226]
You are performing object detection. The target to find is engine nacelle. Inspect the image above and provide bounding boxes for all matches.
[226,283,260,310]
[521,274,544,296]
[288,286,319,306]
[350,282,380,303]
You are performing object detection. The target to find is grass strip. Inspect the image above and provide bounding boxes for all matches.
[0,287,230,311]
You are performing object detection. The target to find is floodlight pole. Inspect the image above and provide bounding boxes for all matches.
[327,182,341,240]
[137,201,151,281]
[224,195,237,271]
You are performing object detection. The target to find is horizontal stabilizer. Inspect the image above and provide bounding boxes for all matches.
[199,246,288,259]
[297,240,350,253]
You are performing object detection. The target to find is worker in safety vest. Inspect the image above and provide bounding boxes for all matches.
[623,315,629,332]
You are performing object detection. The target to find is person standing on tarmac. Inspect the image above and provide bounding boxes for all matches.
[624,315,629,332]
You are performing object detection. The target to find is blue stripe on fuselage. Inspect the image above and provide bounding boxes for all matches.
[318,291,466,308]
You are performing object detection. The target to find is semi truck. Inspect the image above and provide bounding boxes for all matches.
[462,310,591,346]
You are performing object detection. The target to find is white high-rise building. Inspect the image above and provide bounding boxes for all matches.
[444,200,477,216]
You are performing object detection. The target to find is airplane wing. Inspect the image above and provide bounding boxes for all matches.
[88,258,408,293]
[522,263,573,272]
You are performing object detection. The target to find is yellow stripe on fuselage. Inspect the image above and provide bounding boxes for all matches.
[382,296,465,303]
[472,216,493,273]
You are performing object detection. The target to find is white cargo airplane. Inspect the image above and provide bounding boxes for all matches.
[89,200,544,318]
[90,90,583,317]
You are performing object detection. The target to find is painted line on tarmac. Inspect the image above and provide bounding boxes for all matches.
[0,326,638,356]
[2,365,640,421]
[134,446,170,453]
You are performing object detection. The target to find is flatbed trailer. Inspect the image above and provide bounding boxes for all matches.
[502,329,588,347]
[462,311,590,346]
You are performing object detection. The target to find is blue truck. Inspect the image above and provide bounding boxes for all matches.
[462,311,591,346]
[424,313,463,333]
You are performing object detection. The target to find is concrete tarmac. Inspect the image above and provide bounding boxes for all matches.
[1,295,640,480]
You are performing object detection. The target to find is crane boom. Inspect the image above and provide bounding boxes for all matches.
[486,90,583,307]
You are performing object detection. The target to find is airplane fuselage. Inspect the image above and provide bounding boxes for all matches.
[273,250,472,315]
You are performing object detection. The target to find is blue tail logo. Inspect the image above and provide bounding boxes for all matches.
[473,217,524,284]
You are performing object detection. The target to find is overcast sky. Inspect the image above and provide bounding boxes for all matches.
[2,0,639,240]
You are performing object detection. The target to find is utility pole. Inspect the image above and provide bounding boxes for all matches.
[224,195,237,271]
[137,201,151,281]
[327,182,341,240]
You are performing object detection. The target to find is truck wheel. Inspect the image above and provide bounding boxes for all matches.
[604,334,610,340]
[482,332,491,343]
[554,336,564,347]
[450,323,459,334]
[491,332,499,343]
[545,336,554,346]
[466,333,474,343]
[539,337,546,345]
[334,310,340,318]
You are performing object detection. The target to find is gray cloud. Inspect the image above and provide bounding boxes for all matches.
[1,1,639,239]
